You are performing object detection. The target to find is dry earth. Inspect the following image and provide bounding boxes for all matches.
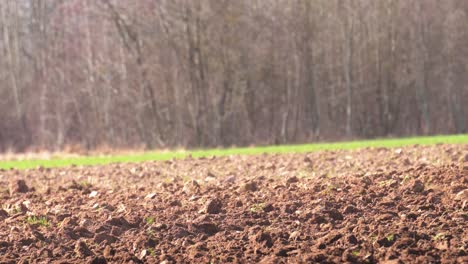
[0,144,467,263]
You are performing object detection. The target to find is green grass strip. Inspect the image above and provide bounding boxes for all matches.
[1,134,467,170]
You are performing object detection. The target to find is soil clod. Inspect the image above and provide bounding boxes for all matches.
[242,181,258,192]
[94,233,118,245]
[0,209,8,220]
[75,240,94,257]
[410,179,425,193]
[9,179,30,195]
[204,198,222,214]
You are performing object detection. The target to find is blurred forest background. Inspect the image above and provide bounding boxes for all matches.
[0,0,467,152]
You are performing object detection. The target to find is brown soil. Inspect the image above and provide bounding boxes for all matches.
[0,144,467,263]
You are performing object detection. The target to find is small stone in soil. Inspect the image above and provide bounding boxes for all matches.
[289,231,300,241]
[103,245,115,258]
[225,175,237,183]
[139,249,147,260]
[145,193,157,199]
[454,189,467,201]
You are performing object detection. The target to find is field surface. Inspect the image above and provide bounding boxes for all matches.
[0,144,467,263]
[1,134,468,170]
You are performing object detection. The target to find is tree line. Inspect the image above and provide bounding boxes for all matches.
[0,0,467,151]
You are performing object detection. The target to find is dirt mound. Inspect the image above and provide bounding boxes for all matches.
[0,144,466,263]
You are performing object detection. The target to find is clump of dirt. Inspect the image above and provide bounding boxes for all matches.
[0,144,466,263]
[8,179,30,194]
[204,198,223,214]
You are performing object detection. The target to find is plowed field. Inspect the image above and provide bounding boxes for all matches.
[1,144,467,263]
